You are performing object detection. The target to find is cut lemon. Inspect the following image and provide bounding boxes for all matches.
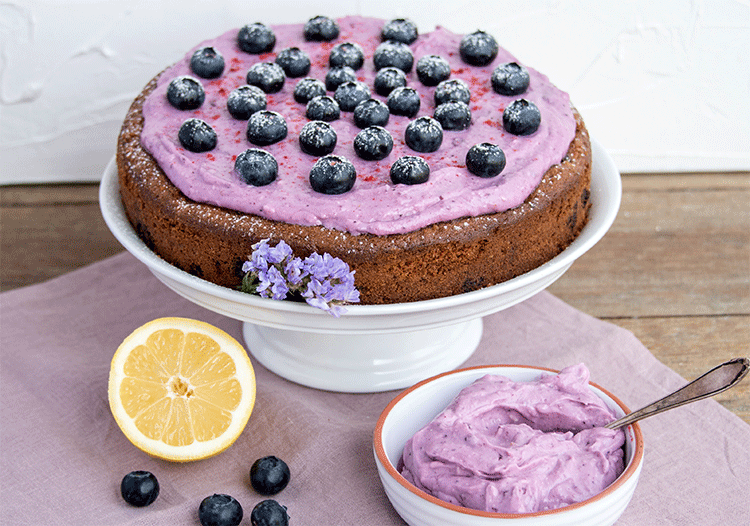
[108,317,256,462]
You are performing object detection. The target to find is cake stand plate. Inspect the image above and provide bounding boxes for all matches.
[99,139,621,393]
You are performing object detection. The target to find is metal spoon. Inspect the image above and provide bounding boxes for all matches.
[605,357,749,429]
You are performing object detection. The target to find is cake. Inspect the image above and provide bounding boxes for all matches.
[117,16,591,305]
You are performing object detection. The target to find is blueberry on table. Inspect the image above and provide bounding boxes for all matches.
[434,78,471,106]
[329,42,365,70]
[491,62,530,96]
[250,456,291,495]
[238,22,276,54]
[306,95,340,122]
[274,47,311,78]
[166,76,205,110]
[199,494,243,526]
[309,155,356,195]
[299,121,338,156]
[250,499,289,526]
[466,143,506,178]
[304,15,340,41]
[246,110,288,146]
[404,116,443,153]
[502,99,541,136]
[459,30,499,66]
[178,118,217,152]
[246,62,286,94]
[381,18,419,44]
[293,77,326,103]
[334,81,371,112]
[354,126,393,161]
[190,47,225,79]
[120,470,159,507]
[235,149,278,186]
[325,66,357,91]
[416,55,451,86]
[353,99,390,128]
[227,85,267,120]
[390,156,430,185]
[373,66,407,96]
[387,86,420,118]
[434,101,472,130]
[373,41,414,73]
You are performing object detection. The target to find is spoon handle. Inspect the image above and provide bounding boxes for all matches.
[605,357,749,430]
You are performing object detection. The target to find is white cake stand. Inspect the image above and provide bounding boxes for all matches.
[99,139,621,393]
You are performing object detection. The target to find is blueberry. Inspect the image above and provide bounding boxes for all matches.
[250,456,291,496]
[416,55,451,87]
[299,121,337,156]
[491,62,530,96]
[502,99,541,135]
[459,30,498,67]
[466,143,506,177]
[246,110,287,146]
[373,67,407,96]
[120,470,159,507]
[354,126,393,161]
[166,76,205,110]
[306,95,340,122]
[325,66,357,91]
[190,47,225,79]
[309,155,356,194]
[434,101,472,130]
[334,81,371,112]
[238,23,276,54]
[373,41,414,73]
[353,99,389,128]
[390,156,430,185]
[227,85,267,120]
[404,116,443,153]
[304,15,340,41]
[199,494,243,526]
[381,18,418,44]
[329,42,365,70]
[434,78,471,106]
[275,47,311,78]
[294,77,326,104]
[387,86,420,118]
[246,62,285,94]
[235,149,278,186]
[178,118,217,152]
[250,500,289,526]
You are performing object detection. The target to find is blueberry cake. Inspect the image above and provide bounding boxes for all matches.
[117,16,591,305]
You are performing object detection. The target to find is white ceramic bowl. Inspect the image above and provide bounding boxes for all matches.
[373,365,644,526]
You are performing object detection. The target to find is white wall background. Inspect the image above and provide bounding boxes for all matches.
[1,0,748,184]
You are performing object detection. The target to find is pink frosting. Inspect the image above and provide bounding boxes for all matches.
[140,16,576,235]
[399,364,626,514]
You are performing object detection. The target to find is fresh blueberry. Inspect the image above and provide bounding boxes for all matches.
[246,62,285,94]
[466,143,506,177]
[178,118,217,152]
[309,155,356,194]
[293,77,327,103]
[120,471,159,507]
[199,494,243,526]
[235,149,278,186]
[329,42,365,70]
[416,55,451,86]
[354,126,393,161]
[250,500,289,526]
[306,95,340,122]
[373,41,414,73]
[434,78,471,106]
[491,62,530,96]
[304,15,340,41]
[404,116,443,153]
[250,456,291,496]
[227,85,267,120]
[334,81,371,112]
[373,67,407,96]
[390,156,430,185]
[246,110,287,146]
[238,23,276,54]
[381,18,418,44]
[459,30,498,66]
[299,121,337,156]
[502,99,541,135]
[325,66,357,91]
[353,99,389,128]
[166,76,205,110]
[387,86,420,118]
[190,47,225,79]
[274,47,311,78]
[434,101,472,130]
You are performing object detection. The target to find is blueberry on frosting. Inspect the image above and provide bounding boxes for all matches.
[405,116,443,153]
[354,126,393,161]
[353,99,390,128]
[166,76,205,110]
[491,62,530,96]
[373,67,407,96]
[434,101,472,131]
[466,143,506,178]
[246,110,287,146]
[309,155,356,195]
[178,118,217,152]
[390,156,430,185]
[373,41,414,73]
[275,47,311,78]
[304,15,340,41]
[387,86,420,118]
[299,121,337,156]
[190,47,225,79]
[416,55,451,86]
[293,77,326,103]
[381,18,418,44]
[329,42,365,70]
[238,22,276,54]
[235,149,278,186]
[325,66,357,91]
[434,78,471,106]
[334,81,371,112]
[227,85,267,120]
[459,30,498,66]
[306,96,340,122]
[246,62,286,94]
[503,99,541,136]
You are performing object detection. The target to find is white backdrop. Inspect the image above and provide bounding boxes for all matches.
[1,0,748,184]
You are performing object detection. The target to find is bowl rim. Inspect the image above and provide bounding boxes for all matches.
[373,363,644,519]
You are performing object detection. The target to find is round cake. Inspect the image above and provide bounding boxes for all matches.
[117,16,591,305]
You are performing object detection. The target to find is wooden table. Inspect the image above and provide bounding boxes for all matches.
[2,173,748,423]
